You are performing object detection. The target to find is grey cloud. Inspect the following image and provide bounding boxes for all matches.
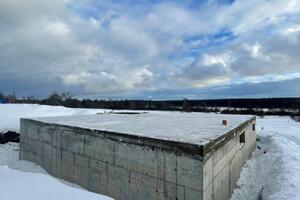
[230,33,300,77]
[137,77,300,100]
[180,62,228,82]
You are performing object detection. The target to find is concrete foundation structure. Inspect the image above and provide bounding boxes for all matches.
[20,113,256,200]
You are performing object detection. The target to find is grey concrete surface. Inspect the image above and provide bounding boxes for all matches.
[19,115,256,200]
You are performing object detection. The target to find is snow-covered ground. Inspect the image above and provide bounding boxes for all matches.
[231,116,300,200]
[0,143,112,200]
[0,104,299,200]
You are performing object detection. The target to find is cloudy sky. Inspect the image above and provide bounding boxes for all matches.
[1,0,300,99]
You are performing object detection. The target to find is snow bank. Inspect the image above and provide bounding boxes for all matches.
[231,116,300,200]
[0,165,111,200]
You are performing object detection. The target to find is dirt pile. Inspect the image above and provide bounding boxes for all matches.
[0,131,20,144]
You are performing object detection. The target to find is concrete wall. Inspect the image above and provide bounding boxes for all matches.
[19,117,256,200]
[19,119,204,200]
[202,120,256,200]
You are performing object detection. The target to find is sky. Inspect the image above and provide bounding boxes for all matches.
[0,0,300,99]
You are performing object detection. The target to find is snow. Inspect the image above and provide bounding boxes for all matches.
[0,143,113,200]
[231,116,300,200]
[31,112,252,145]
[0,104,299,199]
[0,104,106,132]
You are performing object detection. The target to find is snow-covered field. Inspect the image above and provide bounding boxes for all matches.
[0,104,299,200]
[0,104,107,133]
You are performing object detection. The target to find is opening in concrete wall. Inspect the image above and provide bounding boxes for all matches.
[240,132,245,148]
[252,123,256,131]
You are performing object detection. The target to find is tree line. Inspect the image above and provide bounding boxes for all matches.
[1,91,300,116]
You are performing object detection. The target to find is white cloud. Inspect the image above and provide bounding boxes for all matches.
[218,0,300,35]
[63,71,122,94]
[177,52,231,88]
[45,21,70,36]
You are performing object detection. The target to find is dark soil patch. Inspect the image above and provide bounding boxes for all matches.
[97,111,148,115]
[112,111,148,115]
[0,131,20,144]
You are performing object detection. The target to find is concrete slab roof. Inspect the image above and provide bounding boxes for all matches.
[29,112,254,146]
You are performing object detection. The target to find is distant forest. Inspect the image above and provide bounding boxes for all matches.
[1,91,300,116]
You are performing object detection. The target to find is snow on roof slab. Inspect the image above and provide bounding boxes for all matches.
[24,112,255,157]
